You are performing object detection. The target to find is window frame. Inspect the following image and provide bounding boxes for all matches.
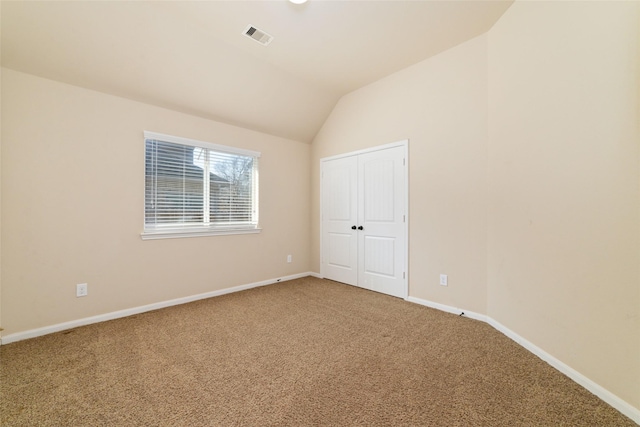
[141,131,261,240]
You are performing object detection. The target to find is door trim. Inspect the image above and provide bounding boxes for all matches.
[320,139,409,298]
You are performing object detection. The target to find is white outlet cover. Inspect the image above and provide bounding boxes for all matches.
[439,274,448,286]
[76,283,88,297]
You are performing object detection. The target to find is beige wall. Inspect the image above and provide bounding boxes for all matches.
[2,0,638,416]
[312,0,639,414]
[487,1,639,410]
[0,63,3,332]
[311,35,489,314]
[1,68,311,336]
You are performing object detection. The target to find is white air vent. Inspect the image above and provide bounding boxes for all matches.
[243,25,273,46]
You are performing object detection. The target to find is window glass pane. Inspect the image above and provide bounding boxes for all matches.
[209,153,254,224]
[145,140,204,225]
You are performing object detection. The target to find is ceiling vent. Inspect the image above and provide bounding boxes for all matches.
[243,25,273,46]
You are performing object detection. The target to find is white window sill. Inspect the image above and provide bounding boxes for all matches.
[141,227,262,240]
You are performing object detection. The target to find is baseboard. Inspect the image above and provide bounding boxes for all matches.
[0,272,315,346]
[405,296,640,425]
[405,296,488,323]
[486,317,640,425]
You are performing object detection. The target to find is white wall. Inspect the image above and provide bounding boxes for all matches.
[0,68,311,337]
[487,0,640,410]
[311,35,489,314]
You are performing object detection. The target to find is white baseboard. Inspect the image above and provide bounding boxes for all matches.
[486,317,640,425]
[0,272,315,346]
[405,296,488,323]
[405,296,640,425]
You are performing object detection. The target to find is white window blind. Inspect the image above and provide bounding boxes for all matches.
[142,131,260,239]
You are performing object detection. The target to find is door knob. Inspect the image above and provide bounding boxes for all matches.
[351,225,357,230]
[358,226,364,230]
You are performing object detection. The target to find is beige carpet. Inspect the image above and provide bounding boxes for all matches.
[0,276,635,426]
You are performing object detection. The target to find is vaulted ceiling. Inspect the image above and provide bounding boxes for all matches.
[1,1,513,142]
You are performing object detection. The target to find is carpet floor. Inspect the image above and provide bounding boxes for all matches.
[0,276,635,426]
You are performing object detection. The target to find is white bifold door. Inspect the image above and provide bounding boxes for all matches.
[321,143,407,298]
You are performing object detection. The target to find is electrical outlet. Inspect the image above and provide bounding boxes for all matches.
[439,274,448,286]
[76,283,88,297]
[287,255,292,263]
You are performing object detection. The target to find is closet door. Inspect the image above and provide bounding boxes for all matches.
[358,146,406,298]
[321,155,358,286]
[321,143,407,298]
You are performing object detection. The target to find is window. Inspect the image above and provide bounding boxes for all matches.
[142,131,260,239]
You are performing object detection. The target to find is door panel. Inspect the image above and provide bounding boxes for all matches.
[321,156,358,286]
[358,146,406,298]
[327,232,354,268]
[363,236,396,277]
[363,158,395,223]
[325,165,353,220]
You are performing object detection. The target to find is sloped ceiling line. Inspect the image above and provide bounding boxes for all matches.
[1,1,513,142]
